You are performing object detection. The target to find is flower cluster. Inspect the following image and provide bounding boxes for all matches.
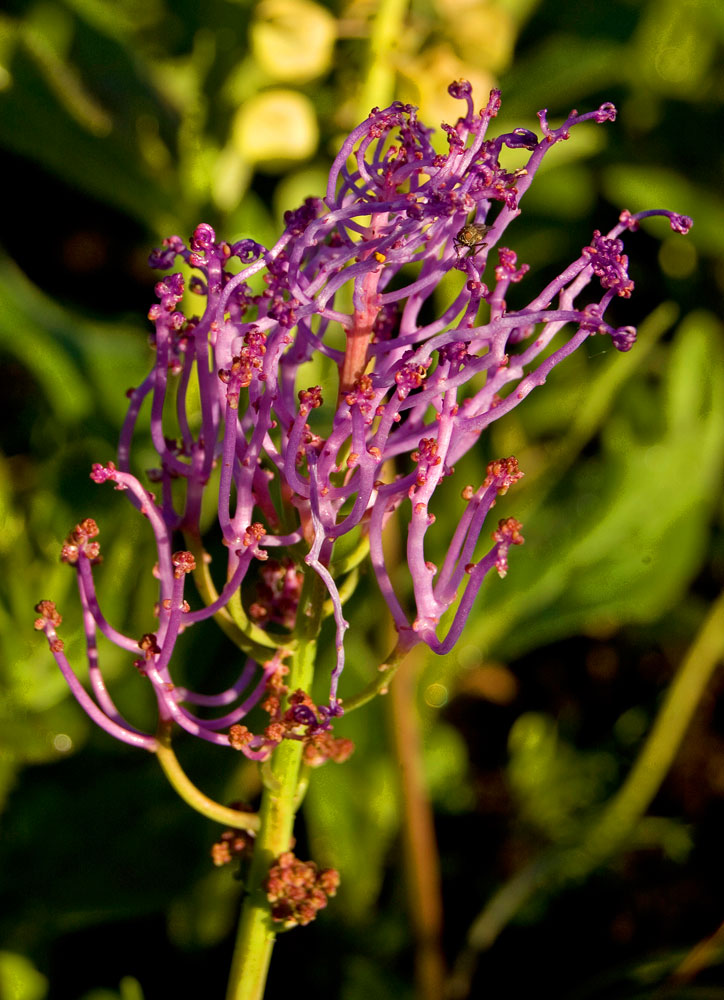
[211,807,256,868]
[35,82,691,757]
[265,852,340,927]
[228,674,355,765]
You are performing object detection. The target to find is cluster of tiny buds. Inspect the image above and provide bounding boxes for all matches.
[482,456,524,495]
[242,523,266,547]
[582,232,634,298]
[33,599,61,628]
[60,519,101,565]
[344,373,376,416]
[172,550,196,578]
[298,385,324,416]
[491,517,524,578]
[218,328,268,408]
[462,515,524,579]
[210,805,255,868]
[33,600,64,652]
[459,457,522,506]
[90,461,123,486]
[228,671,354,766]
[395,360,430,400]
[135,632,161,673]
[265,851,340,928]
[495,248,529,283]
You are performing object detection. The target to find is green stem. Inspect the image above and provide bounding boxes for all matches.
[225,575,325,1000]
[156,728,260,833]
[355,0,408,121]
[579,588,724,865]
[343,639,414,713]
[225,737,308,1000]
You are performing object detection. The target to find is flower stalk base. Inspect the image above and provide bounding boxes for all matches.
[226,589,320,1000]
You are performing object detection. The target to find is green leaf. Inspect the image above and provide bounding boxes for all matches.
[0,255,147,426]
[632,0,719,98]
[499,36,627,116]
[603,165,724,257]
[0,15,178,229]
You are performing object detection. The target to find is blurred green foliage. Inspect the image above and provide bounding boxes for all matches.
[1,0,723,997]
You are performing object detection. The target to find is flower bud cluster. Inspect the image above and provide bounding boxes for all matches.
[228,671,355,765]
[60,519,101,566]
[211,805,256,868]
[265,851,340,928]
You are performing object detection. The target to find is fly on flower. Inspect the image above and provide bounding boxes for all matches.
[454,221,491,258]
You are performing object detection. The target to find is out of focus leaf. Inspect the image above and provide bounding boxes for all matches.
[500,36,626,116]
[64,0,164,36]
[632,0,719,97]
[423,718,474,813]
[0,16,178,228]
[304,697,399,921]
[231,88,319,168]
[603,165,724,257]
[0,255,146,426]
[507,712,618,840]
[0,257,154,780]
[166,868,241,949]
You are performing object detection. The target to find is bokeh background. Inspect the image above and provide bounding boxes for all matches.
[1,1,723,998]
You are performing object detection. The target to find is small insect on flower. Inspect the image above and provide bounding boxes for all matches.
[454,222,492,258]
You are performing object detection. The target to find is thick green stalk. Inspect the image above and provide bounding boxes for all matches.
[225,574,324,1000]
[225,736,308,1000]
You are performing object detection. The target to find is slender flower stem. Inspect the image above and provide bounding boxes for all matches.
[344,640,414,712]
[155,728,260,833]
[388,647,446,1000]
[183,531,291,660]
[663,916,724,990]
[225,575,325,1000]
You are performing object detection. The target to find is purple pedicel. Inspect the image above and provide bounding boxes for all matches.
[36,82,691,751]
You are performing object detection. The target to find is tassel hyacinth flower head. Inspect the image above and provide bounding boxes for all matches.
[35,80,692,764]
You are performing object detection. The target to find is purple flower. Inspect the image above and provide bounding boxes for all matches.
[35,83,692,752]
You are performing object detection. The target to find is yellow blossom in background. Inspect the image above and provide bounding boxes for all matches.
[397,44,495,133]
[231,88,319,168]
[435,0,516,71]
[251,0,337,83]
